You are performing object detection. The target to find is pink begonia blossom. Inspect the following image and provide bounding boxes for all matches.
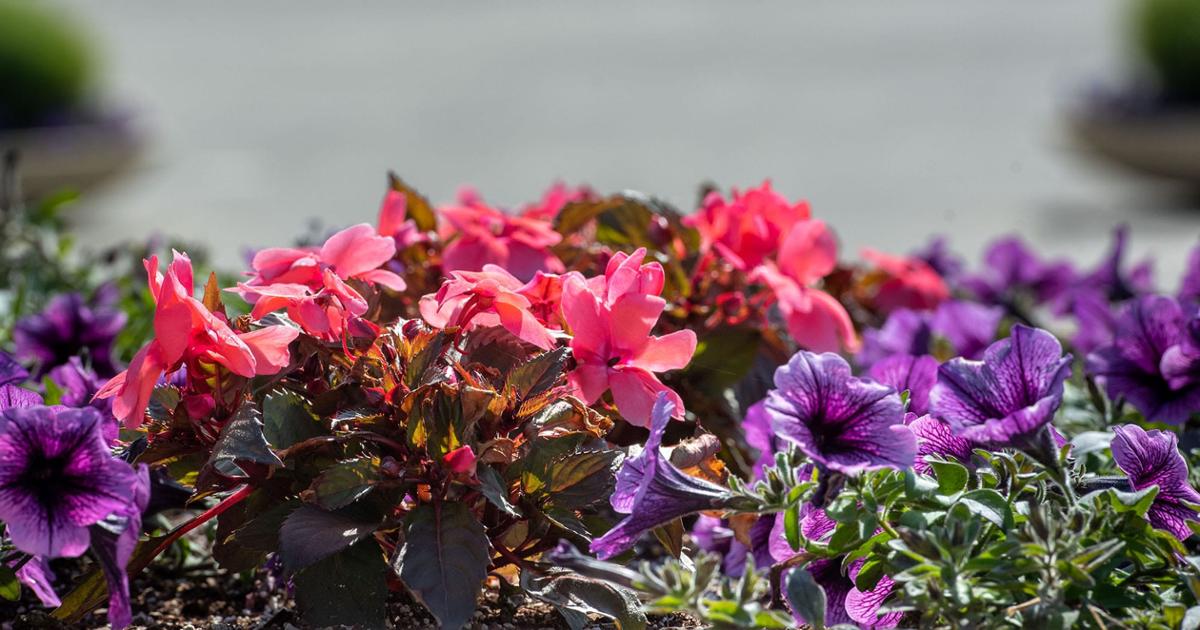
[419,265,557,350]
[751,219,859,353]
[686,180,811,271]
[439,187,564,282]
[235,223,406,340]
[97,253,299,427]
[861,248,949,313]
[561,248,696,426]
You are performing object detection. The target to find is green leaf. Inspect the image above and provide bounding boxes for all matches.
[518,434,620,509]
[394,503,491,630]
[784,565,827,630]
[521,568,648,630]
[197,400,283,490]
[1103,486,1160,517]
[478,465,522,517]
[262,388,325,450]
[506,347,570,401]
[956,489,1013,530]
[0,565,19,601]
[279,505,378,571]
[929,459,969,496]
[684,328,761,392]
[784,501,802,552]
[294,540,388,629]
[312,459,379,510]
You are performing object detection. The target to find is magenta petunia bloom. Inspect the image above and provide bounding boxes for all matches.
[765,351,915,475]
[858,309,933,367]
[1086,296,1200,425]
[14,289,126,378]
[742,400,781,479]
[1110,424,1200,541]
[0,406,137,558]
[931,325,1072,448]
[906,413,975,475]
[90,463,151,629]
[590,394,736,559]
[868,354,938,416]
[846,557,902,628]
[1079,224,1154,303]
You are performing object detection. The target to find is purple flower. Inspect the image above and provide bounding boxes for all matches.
[0,351,28,386]
[1067,289,1119,355]
[591,393,737,560]
[931,325,1072,448]
[906,413,974,475]
[1080,225,1154,302]
[1181,241,1200,307]
[12,555,60,607]
[912,236,964,284]
[868,354,938,415]
[743,401,780,479]
[0,406,137,558]
[1110,424,1200,540]
[89,463,150,629]
[766,351,915,475]
[963,237,1076,307]
[1087,296,1200,424]
[858,309,932,367]
[846,557,902,628]
[1162,309,1200,390]
[930,301,1003,361]
[13,290,126,378]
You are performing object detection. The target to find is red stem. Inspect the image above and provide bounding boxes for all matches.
[151,484,254,557]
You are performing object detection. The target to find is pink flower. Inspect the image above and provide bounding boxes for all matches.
[377,189,425,249]
[862,248,949,313]
[561,248,696,426]
[236,224,406,340]
[440,187,564,282]
[419,265,557,350]
[751,220,859,353]
[686,180,811,270]
[97,253,299,427]
[519,182,594,222]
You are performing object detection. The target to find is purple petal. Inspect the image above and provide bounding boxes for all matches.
[907,413,974,475]
[858,310,932,367]
[0,352,28,387]
[610,390,671,513]
[90,464,151,630]
[767,352,914,475]
[0,384,44,410]
[13,556,60,607]
[846,558,902,628]
[868,355,937,416]
[931,301,1002,360]
[742,401,778,479]
[1111,424,1200,540]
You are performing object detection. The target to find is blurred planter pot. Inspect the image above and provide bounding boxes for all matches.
[1070,105,1200,185]
[0,113,143,199]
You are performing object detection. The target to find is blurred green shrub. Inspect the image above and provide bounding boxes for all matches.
[0,0,94,127]
[1135,0,1200,102]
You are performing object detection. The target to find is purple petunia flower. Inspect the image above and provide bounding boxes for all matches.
[858,309,932,368]
[591,393,737,559]
[1162,309,1200,390]
[1087,296,1200,424]
[846,557,902,628]
[742,401,780,479]
[858,302,1001,368]
[0,406,137,558]
[766,351,915,475]
[930,325,1072,448]
[12,555,60,607]
[1079,225,1154,303]
[13,290,127,378]
[1181,241,1200,307]
[930,301,1003,361]
[906,413,975,475]
[1110,424,1200,540]
[912,236,964,285]
[962,237,1076,308]
[868,354,938,416]
[90,463,150,629]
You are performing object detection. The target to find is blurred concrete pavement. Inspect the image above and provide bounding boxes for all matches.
[56,0,1200,283]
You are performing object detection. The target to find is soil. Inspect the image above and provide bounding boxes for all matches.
[2,558,704,630]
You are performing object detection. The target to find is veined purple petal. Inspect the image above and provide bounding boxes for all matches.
[847,557,902,628]
[0,351,28,387]
[786,560,854,627]
[1111,424,1200,540]
[0,384,44,410]
[90,463,151,629]
[931,301,1002,360]
[907,413,974,475]
[858,310,932,368]
[868,355,937,416]
[591,394,735,559]
[931,325,1071,447]
[742,401,778,479]
[767,352,914,475]
[13,555,60,607]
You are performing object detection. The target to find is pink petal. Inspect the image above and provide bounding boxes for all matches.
[633,329,697,372]
[167,250,195,296]
[239,326,300,375]
[319,223,397,279]
[356,268,407,291]
[107,344,166,428]
[778,220,837,285]
[377,189,407,236]
[608,294,668,357]
[568,364,611,405]
[783,288,859,353]
[562,276,609,362]
[495,301,557,350]
[609,367,684,427]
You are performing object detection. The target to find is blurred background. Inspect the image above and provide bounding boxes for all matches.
[5,0,1200,280]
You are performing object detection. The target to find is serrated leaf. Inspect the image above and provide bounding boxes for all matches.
[262,388,325,450]
[312,459,379,510]
[279,505,378,571]
[507,347,570,401]
[956,489,1013,530]
[394,503,490,630]
[294,541,387,629]
[785,565,827,630]
[521,568,648,630]
[544,448,621,509]
[198,400,283,490]
[478,465,521,517]
[929,459,969,496]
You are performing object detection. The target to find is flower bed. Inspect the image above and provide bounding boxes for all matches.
[2,176,1200,628]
